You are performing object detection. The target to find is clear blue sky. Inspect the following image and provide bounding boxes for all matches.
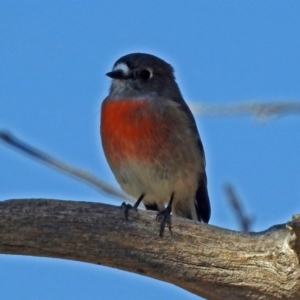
[1,1,300,300]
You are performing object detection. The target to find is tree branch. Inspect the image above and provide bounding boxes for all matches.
[0,199,299,300]
[0,131,130,202]
[191,100,300,120]
[224,183,254,232]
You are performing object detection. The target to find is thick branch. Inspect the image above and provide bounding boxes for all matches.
[0,199,299,300]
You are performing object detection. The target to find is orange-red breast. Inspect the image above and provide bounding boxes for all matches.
[100,53,210,235]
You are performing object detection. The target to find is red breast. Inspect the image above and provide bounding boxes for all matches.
[101,99,172,165]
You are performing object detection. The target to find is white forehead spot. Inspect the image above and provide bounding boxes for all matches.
[113,62,129,75]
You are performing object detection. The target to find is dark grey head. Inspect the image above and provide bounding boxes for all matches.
[106,53,183,100]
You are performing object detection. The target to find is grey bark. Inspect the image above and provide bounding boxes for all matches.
[0,199,299,300]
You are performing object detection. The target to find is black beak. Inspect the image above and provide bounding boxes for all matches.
[106,70,126,80]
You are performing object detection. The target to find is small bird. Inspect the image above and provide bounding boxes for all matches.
[100,53,210,236]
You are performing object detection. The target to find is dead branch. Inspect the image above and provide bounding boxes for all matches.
[0,130,130,202]
[224,184,254,232]
[190,100,300,120]
[0,199,299,300]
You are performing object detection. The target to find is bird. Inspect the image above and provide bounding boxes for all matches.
[100,53,210,236]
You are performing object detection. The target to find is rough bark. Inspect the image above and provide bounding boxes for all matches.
[0,199,299,300]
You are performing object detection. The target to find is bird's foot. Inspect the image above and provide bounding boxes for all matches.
[121,193,145,220]
[156,192,174,237]
[156,209,172,237]
[121,202,134,221]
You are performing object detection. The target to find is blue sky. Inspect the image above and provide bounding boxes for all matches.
[1,1,300,299]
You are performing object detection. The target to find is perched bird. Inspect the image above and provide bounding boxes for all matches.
[100,53,210,236]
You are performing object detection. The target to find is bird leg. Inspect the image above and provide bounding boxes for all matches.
[156,192,174,237]
[121,193,145,220]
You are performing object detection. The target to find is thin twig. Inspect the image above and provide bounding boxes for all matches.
[190,101,300,120]
[0,130,131,202]
[224,183,254,232]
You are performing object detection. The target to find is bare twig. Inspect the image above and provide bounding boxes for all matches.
[190,101,300,120]
[224,183,254,232]
[0,130,131,202]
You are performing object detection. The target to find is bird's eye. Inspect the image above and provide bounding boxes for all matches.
[139,69,152,80]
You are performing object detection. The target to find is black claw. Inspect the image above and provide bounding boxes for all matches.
[156,211,172,237]
[156,192,174,237]
[121,202,133,220]
[121,194,145,220]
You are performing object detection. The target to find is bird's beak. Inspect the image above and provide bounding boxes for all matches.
[106,70,126,80]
